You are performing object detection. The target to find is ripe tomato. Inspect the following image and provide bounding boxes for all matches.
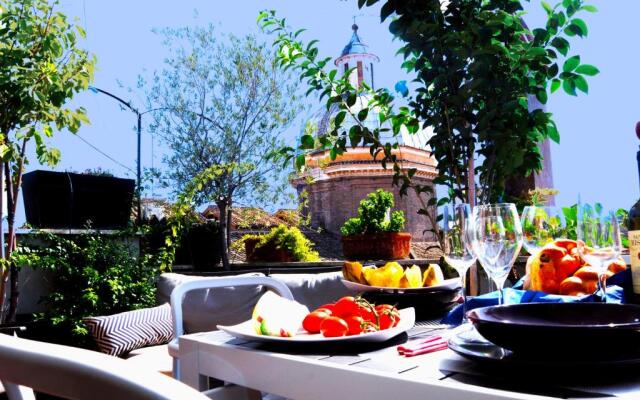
[320,316,349,337]
[375,304,400,330]
[344,315,365,336]
[302,310,331,334]
[317,303,335,312]
[314,307,333,316]
[332,296,359,318]
[356,303,377,324]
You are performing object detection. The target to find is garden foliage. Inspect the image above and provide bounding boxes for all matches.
[340,189,406,236]
[0,0,95,321]
[238,225,320,262]
[15,232,157,345]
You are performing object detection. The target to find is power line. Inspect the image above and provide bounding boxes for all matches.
[73,134,136,175]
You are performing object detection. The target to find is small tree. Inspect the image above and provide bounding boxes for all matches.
[0,0,95,321]
[144,25,302,269]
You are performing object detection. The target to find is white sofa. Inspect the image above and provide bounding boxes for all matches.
[126,271,359,376]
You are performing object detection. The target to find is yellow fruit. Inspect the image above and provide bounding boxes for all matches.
[422,264,444,287]
[342,261,365,284]
[365,262,404,287]
[361,265,376,285]
[399,265,422,288]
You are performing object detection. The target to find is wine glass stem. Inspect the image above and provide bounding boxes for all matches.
[598,271,607,303]
[495,277,507,305]
[458,268,468,323]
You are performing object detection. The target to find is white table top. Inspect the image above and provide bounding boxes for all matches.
[178,321,640,400]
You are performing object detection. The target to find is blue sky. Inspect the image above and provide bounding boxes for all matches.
[21,0,640,222]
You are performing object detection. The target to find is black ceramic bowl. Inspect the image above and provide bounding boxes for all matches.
[467,303,640,358]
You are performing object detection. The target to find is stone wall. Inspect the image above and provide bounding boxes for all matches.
[295,175,437,241]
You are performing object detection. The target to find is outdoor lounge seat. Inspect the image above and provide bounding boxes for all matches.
[118,271,358,382]
[0,333,210,400]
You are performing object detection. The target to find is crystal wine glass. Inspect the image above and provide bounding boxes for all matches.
[576,203,622,302]
[442,204,476,323]
[472,203,523,305]
[520,206,566,256]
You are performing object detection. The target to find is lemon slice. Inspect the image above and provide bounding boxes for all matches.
[252,291,309,337]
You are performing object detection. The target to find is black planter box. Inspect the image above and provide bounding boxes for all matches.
[22,170,135,229]
[188,222,222,270]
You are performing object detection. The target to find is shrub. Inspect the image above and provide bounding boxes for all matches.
[238,224,320,262]
[17,231,159,347]
[340,190,406,236]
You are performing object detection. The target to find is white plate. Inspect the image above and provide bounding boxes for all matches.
[341,277,461,293]
[217,307,415,344]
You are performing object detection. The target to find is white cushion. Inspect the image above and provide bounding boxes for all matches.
[124,344,173,377]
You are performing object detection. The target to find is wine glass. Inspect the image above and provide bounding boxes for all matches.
[577,203,622,302]
[520,206,566,256]
[442,204,476,323]
[472,203,523,305]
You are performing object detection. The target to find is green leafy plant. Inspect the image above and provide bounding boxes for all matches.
[0,0,96,322]
[16,231,157,347]
[259,0,597,225]
[340,190,406,236]
[237,225,320,262]
[155,164,242,270]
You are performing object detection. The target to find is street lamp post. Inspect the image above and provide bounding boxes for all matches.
[88,87,219,225]
[89,86,143,224]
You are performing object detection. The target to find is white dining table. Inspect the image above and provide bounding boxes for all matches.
[178,320,640,400]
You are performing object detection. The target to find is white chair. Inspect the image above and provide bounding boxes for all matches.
[168,276,294,380]
[0,333,210,400]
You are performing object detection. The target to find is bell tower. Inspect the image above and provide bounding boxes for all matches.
[334,23,380,89]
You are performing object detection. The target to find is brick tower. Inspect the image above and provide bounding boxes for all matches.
[292,24,438,241]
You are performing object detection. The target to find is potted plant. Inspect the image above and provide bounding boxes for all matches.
[22,169,135,229]
[239,224,320,262]
[340,189,411,260]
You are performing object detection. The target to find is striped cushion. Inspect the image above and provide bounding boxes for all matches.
[84,304,173,357]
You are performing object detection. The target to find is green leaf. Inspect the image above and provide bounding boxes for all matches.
[334,110,346,126]
[563,55,580,72]
[346,93,357,107]
[574,75,588,93]
[295,154,306,170]
[562,78,577,96]
[581,5,598,12]
[541,1,553,15]
[536,89,548,104]
[547,121,560,144]
[550,37,569,56]
[357,108,369,122]
[566,18,588,37]
[575,64,599,76]
[300,134,315,149]
[550,79,561,93]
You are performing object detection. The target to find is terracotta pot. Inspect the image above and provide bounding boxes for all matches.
[341,232,412,260]
[244,238,294,262]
